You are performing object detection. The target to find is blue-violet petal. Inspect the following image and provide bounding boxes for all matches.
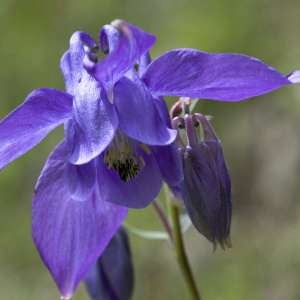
[32,142,127,298]
[143,49,293,101]
[0,88,72,170]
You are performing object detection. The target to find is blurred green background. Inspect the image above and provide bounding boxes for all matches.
[1,0,300,299]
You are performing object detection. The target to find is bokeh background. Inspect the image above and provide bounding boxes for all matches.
[1,0,300,299]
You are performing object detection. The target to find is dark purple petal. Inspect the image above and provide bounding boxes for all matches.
[143,49,292,101]
[67,73,118,164]
[114,77,176,145]
[0,88,72,170]
[288,70,300,83]
[87,20,156,89]
[98,146,162,208]
[85,227,134,300]
[60,31,96,95]
[32,142,127,299]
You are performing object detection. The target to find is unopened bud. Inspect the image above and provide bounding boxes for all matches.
[179,113,232,249]
[85,227,134,299]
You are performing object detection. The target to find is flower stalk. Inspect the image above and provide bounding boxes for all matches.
[168,201,202,300]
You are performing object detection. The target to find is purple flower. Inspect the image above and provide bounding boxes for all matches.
[0,19,299,298]
[85,227,134,300]
[0,20,175,299]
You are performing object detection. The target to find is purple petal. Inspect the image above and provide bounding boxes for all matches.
[87,20,156,89]
[114,77,176,145]
[138,52,151,77]
[66,159,97,202]
[98,146,162,208]
[287,70,300,84]
[143,49,292,101]
[152,143,183,188]
[150,96,183,187]
[99,24,120,54]
[0,88,72,170]
[85,227,134,300]
[66,73,118,165]
[32,142,127,299]
[152,96,172,127]
[60,31,96,95]
[151,96,184,193]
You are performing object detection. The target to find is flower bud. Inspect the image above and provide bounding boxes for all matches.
[85,227,134,300]
[180,113,232,249]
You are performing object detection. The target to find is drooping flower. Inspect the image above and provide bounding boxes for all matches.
[172,110,231,249]
[85,227,134,300]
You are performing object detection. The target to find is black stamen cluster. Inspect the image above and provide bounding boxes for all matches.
[111,158,140,182]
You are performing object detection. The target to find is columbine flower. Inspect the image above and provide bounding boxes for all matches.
[172,111,231,249]
[0,21,176,299]
[85,227,134,300]
[0,19,299,298]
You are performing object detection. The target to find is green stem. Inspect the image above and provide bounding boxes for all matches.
[169,202,202,300]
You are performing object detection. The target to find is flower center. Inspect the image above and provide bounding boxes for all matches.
[103,133,146,182]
